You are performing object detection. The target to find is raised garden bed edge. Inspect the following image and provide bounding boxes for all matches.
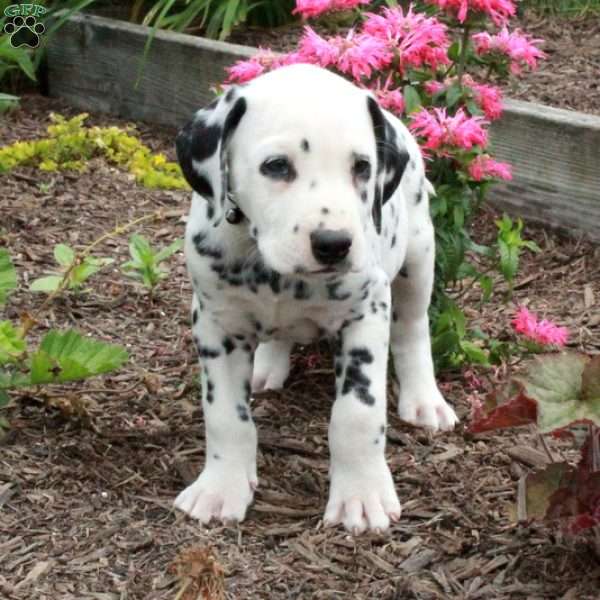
[45,13,600,243]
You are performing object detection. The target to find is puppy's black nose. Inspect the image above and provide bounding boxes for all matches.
[310,229,352,265]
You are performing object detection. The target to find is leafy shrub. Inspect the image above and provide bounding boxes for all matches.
[0,248,128,431]
[122,234,184,294]
[226,0,545,369]
[0,113,189,190]
[30,243,114,293]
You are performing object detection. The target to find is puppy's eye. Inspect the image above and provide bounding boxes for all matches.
[260,156,295,181]
[353,158,371,181]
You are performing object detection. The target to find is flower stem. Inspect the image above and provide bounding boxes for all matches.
[457,24,471,88]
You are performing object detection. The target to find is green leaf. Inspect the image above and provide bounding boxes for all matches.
[460,340,490,366]
[0,249,17,306]
[0,321,26,364]
[447,41,461,62]
[514,353,600,433]
[54,244,75,267]
[30,275,63,293]
[446,83,463,108]
[403,85,422,114]
[0,389,8,408]
[582,355,600,404]
[154,238,184,263]
[498,239,519,282]
[129,234,154,266]
[29,330,128,385]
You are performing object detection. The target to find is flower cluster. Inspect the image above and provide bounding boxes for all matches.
[426,0,516,25]
[409,107,488,156]
[468,155,512,181]
[512,306,569,347]
[294,0,370,19]
[473,28,546,75]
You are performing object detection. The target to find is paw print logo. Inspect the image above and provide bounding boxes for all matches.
[4,15,46,49]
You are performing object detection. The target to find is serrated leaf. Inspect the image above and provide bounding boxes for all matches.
[54,244,75,267]
[30,275,63,293]
[515,353,600,432]
[154,238,184,263]
[523,462,571,520]
[0,321,26,364]
[29,330,128,384]
[129,234,154,266]
[0,249,17,305]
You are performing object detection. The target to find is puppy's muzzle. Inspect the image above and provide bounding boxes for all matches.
[310,229,352,266]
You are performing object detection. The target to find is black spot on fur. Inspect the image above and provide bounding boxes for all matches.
[192,309,198,324]
[392,310,398,322]
[400,265,409,278]
[234,334,246,341]
[237,404,250,422]
[301,139,310,152]
[327,281,351,301]
[342,346,376,406]
[310,181,317,190]
[213,453,221,460]
[244,380,251,403]
[370,301,377,314]
[293,224,299,234]
[269,271,281,294]
[225,87,236,103]
[294,280,311,300]
[206,379,214,404]
[192,231,222,260]
[335,362,342,377]
[391,234,396,247]
[321,207,329,215]
[206,204,214,220]
[223,337,235,354]
[197,345,221,359]
[361,190,368,204]
[380,424,385,434]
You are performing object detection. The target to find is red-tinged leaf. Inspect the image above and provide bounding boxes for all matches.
[568,512,600,535]
[468,381,537,433]
[545,468,600,522]
[579,427,600,473]
[515,353,600,433]
[523,462,570,520]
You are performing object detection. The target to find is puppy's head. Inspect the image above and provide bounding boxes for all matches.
[177,64,409,275]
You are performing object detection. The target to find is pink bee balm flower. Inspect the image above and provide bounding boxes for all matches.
[294,0,371,19]
[409,107,488,155]
[297,26,340,67]
[471,82,503,120]
[225,58,265,84]
[512,306,569,347]
[468,155,512,181]
[424,80,445,96]
[426,0,516,26]
[373,76,405,115]
[334,31,394,81]
[363,7,450,73]
[472,28,546,75]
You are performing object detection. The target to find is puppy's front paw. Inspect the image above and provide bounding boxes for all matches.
[252,340,292,392]
[174,465,257,525]
[324,458,401,535]
[398,384,458,431]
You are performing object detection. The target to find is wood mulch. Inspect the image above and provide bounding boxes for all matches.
[1,96,599,599]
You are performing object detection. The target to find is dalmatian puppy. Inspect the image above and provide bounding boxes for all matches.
[174,64,458,534]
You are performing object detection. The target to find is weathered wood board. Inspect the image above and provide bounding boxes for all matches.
[46,13,255,128]
[489,99,600,242]
[46,14,600,241]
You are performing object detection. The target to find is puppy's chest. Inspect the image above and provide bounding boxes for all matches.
[197,264,370,342]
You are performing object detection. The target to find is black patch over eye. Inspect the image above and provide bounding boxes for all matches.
[260,156,296,182]
[352,156,371,181]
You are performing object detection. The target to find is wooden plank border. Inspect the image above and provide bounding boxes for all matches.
[46,13,600,241]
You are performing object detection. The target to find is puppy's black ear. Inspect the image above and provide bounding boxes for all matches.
[176,89,247,222]
[367,96,409,233]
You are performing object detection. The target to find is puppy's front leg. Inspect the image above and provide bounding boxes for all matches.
[174,301,257,524]
[325,277,401,534]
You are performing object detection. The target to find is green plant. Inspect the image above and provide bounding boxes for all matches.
[122,234,183,293]
[30,243,114,293]
[0,247,128,431]
[0,113,189,190]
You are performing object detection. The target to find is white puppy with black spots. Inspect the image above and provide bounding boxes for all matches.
[174,64,458,534]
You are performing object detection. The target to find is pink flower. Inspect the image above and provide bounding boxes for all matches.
[373,76,405,114]
[424,80,445,95]
[426,0,516,26]
[471,82,503,120]
[512,306,569,347]
[297,26,340,67]
[468,155,512,180]
[409,107,488,155]
[472,28,546,75]
[335,31,394,81]
[363,7,450,73]
[294,0,371,19]
[225,58,265,83]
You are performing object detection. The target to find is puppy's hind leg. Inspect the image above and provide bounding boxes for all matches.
[252,339,293,392]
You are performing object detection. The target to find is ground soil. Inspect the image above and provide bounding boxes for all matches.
[1,96,599,599]
[228,10,600,117]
